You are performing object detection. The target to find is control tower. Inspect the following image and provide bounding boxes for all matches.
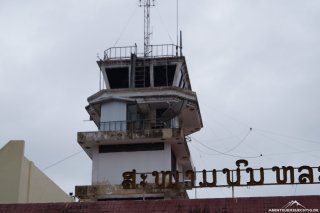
[75,1,203,201]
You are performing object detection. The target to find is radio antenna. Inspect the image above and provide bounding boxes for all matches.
[176,0,179,47]
[139,0,155,57]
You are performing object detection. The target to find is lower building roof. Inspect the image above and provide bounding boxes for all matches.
[1,195,319,213]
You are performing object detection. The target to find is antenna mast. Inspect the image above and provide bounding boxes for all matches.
[139,0,155,57]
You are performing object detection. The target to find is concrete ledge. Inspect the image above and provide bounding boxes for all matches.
[75,183,188,200]
[78,128,182,145]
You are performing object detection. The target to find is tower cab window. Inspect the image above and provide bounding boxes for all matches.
[154,65,176,87]
[105,67,129,88]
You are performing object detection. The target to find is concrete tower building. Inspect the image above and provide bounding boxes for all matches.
[75,1,202,201]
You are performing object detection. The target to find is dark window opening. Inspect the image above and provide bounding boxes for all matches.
[154,65,176,87]
[135,66,150,88]
[105,67,129,89]
[99,143,164,153]
[127,104,144,130]
[152,108,168,129]
[156,108,167,119]
[171,151,176,171]
[127,104,138,121]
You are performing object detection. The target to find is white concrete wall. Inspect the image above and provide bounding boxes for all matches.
[27,161,73,203]
[172,63,182,87]
[100,101,127,131]
[100,65,110,89]
[92,143,172,185]
[0,141,73,204]
[0,141,24,203]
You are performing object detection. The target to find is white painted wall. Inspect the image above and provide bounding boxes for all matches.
[92,143,172,185]
[0,141,73,204]
[100,66,110,89]
[172,63,182,87]
[100,101,127,131]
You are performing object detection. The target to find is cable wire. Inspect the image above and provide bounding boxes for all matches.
[255,128,319,145]
[42,150,84,171]
[255,131,320,159]
[191,136,262,159]
[203,103,319,147]
[155,6,174,44]
[190,141,219,156]
[113,6,139,47]
[223,128,252,153]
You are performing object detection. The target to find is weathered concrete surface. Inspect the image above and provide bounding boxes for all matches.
[0,196,319,213]
[75,183,188,200]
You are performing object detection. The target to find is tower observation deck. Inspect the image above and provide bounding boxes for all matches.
[75,3,203,201]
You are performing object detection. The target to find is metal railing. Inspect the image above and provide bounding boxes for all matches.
[100,119,177,132]
[146,44,181,58]
[104,45,137,60]
[103,44,181,60]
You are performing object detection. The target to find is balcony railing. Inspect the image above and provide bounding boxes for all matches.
[104,45,137,60]
[103,44,182,60]
[100,119,178,132]
[147,44,181,58]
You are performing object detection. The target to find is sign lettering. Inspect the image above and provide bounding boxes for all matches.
[121,160,320,190]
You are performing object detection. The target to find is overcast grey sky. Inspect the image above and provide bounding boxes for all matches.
[0,0,320,198]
